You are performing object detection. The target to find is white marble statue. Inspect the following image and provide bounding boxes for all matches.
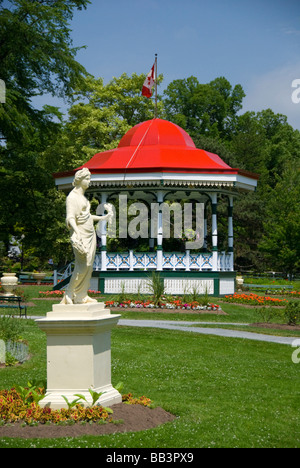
[61,168,113,305]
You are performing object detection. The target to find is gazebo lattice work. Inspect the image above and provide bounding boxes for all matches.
[54,119,258,296]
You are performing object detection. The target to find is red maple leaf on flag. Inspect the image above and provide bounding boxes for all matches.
[142,63,155,98]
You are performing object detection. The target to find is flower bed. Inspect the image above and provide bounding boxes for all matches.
[38,291,221,311]
[0,388,110,425]
[105,299,221,311]
[0,387,152,425]
[245,287,300,297]
[282,291,300,297]
[39,290,102,298]
[223,293,287,306]
[122,393,152,407]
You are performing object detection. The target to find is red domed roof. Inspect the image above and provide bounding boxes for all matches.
[118,118,196,149]
[79,119,233,174]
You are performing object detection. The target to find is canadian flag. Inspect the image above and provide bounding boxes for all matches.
[142,63,155,98]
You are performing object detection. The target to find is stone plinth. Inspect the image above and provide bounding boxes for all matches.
[36,303,121,410]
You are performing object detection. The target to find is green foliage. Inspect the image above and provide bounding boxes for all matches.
[122,393,152,407]
[0,387,111,425]
[0,316,24,342]
[15,381,46,406]
[6,340,29,365]
[147,272,165,306]
[0,382,152,425]
[0,0,89,161]
[259,162,300,274]
[255,307,279,323]
[0,0,89,264]
[0,0,299,276]
[0,308,299,447]
[116,281,129,304]
[0,0,89,104]
[4,352,18,367]
[283,301,300,326]
[115,381,124,393]
[61,395,82,410]
[74,389,104,407]
[64,390,114,415]
[164,76,245,139]
[48,73,165,172]
[228,110,300,272]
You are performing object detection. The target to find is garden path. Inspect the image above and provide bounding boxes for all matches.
[118,319,297,345]
[27,316,297,345]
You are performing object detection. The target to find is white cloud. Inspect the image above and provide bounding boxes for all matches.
[242,62,300,130]
[282,26,300,37]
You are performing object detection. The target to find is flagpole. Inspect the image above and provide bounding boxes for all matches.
[155,53,158,118]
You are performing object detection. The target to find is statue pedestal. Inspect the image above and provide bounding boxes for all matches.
[36,303,122,410]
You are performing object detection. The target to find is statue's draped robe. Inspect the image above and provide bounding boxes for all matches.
[62,190,96,304]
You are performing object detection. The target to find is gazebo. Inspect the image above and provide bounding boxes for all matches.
[54,118,258,296]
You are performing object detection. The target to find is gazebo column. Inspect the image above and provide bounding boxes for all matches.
[156,191,165,271]
[210,193,218,271]
[228,195,234,271]
[203,203,208,251]
[100,192,108,271]
[149,238,155,252]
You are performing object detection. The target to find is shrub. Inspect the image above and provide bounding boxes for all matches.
[283,301,300,326]
[0,316,24,342]
[255,307,279,323]
[147,272,165,306]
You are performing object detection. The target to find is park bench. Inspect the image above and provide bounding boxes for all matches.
[0,296,27,318]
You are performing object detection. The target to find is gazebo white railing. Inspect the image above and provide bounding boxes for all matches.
[93,250,233,272]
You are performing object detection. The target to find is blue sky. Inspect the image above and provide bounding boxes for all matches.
[44,0,300,129]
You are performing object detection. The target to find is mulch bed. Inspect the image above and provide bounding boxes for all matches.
[0,403,176,439]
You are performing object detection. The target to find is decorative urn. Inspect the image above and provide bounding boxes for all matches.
[1,272,18,296]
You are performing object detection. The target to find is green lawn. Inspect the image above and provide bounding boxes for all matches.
[243,276,300,288]
[0,286,299,448]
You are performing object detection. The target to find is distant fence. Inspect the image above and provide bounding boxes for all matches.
[238,271,300,281]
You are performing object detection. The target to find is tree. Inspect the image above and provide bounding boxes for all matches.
[95,72,165,127]
[0,0,90,267]
[230,109,300,184]
[163,76,245,140]
[47,73,165,172]
[0,105,64,256]
[224,109,300,272]
[259,162,300,275]
[0,0,89,143]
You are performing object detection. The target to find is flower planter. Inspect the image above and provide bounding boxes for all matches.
[236,276,244,290]
[32,272,46,285]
